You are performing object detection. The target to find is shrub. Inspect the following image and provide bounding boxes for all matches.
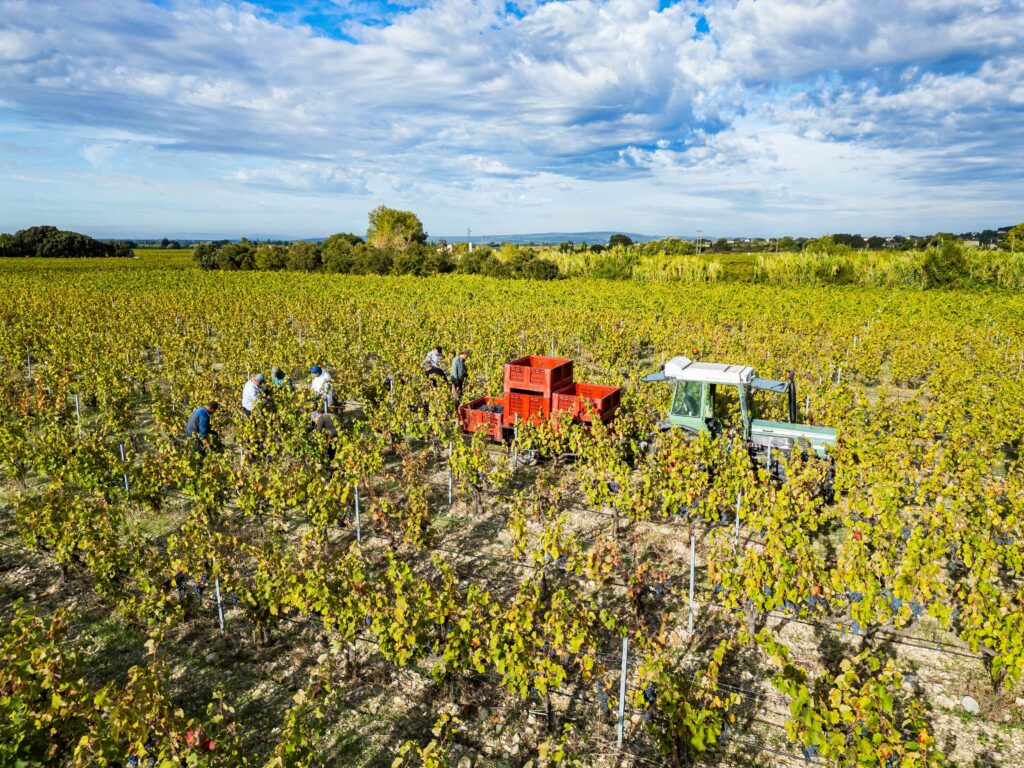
[590,252,636,280]
[921,240,967,288]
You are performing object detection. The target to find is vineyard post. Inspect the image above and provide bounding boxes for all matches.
[119,443,130,494]
[354,482,362,545]
[550,335,555,356]
[213,559,225,633]
[447,441,454,505]
[26,348,32,382]
[805,394,810,419]
[734,490,741,549]
[687,533,696,634]
[240,449,245,469]
[616,635,628,748]
[74,393,82,435]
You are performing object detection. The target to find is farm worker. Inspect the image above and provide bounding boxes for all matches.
[310,410,338,463]
[310,364,334,410]
[450,349,469,404]
[241,373,265,415]
[423,345,446,382]
[270,366,293,391]
[310,410,338,438]
[184,401,219,454]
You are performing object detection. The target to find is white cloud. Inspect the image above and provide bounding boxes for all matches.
[0,0,1022,235]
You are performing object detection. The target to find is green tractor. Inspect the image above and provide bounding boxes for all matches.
[642,355,836,481]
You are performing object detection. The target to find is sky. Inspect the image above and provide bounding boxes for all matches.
[0,0,1022,239]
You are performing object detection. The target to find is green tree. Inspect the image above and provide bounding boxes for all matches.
[193,242,219,270]
[254,243,288,271]
[286,240,322,271]
[609,234,633,248]
[1005,222,1024,253]
[350,243,393,275]
[366,206,426,250]
[321,232,363,273]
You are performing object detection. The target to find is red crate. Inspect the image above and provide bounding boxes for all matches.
[503,389,550,426]
[503,356,574,396]
[552,382,622,423]
[458,396,505,441]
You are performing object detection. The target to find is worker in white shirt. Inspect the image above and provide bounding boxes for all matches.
[309,365,334,410]
[242,373,265,416]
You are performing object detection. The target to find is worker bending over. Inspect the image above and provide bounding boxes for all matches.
[242,373,265,416]
[184,401,219,455]
[423,345,446,383]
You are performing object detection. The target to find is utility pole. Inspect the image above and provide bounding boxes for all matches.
[467,227,473,253]
[696,229,703,255]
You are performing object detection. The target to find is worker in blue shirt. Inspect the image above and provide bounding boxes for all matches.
[270,366,293,391]
[184,401,219,454]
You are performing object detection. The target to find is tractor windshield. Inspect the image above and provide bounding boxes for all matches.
[671,380,703,418]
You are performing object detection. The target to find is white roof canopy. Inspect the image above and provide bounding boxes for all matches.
[662,356,755,385]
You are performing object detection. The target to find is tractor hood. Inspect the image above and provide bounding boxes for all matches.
[750,419,837,458]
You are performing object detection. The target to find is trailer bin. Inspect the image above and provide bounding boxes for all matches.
[458,396,505,441]
[552,382,622,423]
[503,356,574,396]
[503,389,551,426]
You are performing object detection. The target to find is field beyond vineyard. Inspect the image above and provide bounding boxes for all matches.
[1,252,1023,768]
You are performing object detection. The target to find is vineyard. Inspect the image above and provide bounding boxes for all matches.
[1,252,1023,767]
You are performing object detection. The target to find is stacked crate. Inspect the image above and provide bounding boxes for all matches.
[502,355,573,426]
[458,354,622,440]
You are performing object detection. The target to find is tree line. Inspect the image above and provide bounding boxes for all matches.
[0,226,134,259]
[194,206,562,280]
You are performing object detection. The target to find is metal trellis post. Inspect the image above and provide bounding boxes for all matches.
[355,482,361,545]
[616,636,629,748]
[119,443,130,494]
[688,533,696,634]
[213,559,225,633]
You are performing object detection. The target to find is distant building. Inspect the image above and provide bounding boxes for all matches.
[962,239,980,247]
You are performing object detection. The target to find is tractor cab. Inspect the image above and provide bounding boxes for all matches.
[643,355,836,459]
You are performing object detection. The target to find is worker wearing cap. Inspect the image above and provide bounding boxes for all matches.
[310,364,334,410]
[242,373,265,415]
[450,349,469,404]
[184,401,219,454]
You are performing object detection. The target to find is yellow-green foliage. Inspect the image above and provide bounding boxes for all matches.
[760,245,1023,290]
[632,255,722,283]
[550,247,721,283]
[966,251,1024,291]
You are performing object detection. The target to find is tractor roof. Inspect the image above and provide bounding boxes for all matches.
[661,356,755,385]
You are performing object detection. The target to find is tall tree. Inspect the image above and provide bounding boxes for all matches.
[366,206,426,250]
